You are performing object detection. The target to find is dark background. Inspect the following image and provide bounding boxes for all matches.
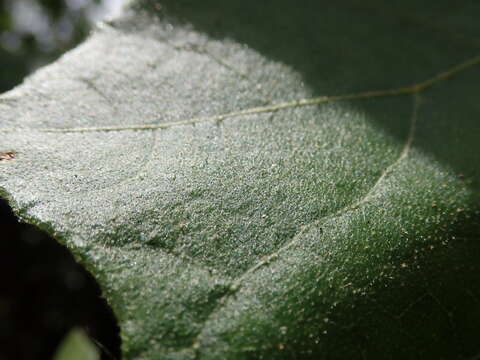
[0,1,121,359]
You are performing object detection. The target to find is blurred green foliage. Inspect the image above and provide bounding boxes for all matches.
[0,0,102,92]
[53,328,100,360]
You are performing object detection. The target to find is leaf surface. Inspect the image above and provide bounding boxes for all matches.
[1,1,480,359]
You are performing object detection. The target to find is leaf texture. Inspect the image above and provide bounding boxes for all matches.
[1,1,480,359]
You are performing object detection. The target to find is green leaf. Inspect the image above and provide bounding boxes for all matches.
[1,1,480,359]
[53,328,100,360]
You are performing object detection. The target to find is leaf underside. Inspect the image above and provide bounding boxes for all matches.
[1,1,480,359]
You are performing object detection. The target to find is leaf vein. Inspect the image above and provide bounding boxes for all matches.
[189,93,420,354]
[0,54,478,134]
[231,93,420,289]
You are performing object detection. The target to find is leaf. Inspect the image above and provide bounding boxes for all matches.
[1,1,480,359]
[53,328,100,360]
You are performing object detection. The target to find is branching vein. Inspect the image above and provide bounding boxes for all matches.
[190,94,420,353]
[235,94,417,290]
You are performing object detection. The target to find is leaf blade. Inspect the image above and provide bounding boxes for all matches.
[1,1,480,359]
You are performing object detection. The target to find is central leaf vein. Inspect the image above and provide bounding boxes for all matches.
[0,54,478,134]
